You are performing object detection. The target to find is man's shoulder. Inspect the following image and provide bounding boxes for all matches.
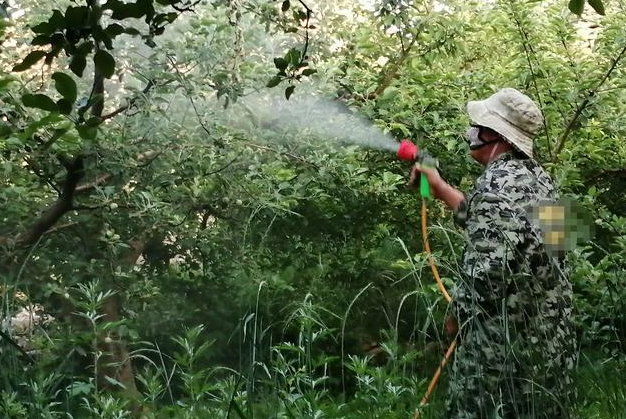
[488,154,538,178]
[479,155,555,195]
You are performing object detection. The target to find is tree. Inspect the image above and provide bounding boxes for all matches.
[1,0,626,417]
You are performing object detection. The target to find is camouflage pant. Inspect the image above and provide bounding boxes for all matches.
[446,274,577,419]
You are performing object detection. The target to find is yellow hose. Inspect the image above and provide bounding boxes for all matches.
[420,201,452,304]
[414,339,457,419]
[414,199,456,419]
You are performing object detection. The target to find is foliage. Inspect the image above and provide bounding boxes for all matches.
[1,0,626,418]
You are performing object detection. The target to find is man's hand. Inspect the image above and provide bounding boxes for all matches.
[409,164,444,199]
[409,164,465,212]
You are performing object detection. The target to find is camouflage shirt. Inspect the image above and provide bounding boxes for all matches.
[446,152,576,419]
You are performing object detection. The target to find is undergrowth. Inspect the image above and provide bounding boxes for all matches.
[1,283,624,419]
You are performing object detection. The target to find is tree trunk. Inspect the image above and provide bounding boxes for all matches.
[97,240,145,412]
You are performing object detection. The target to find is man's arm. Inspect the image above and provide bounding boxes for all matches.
[436,181,466,212]
[410,165,465,211]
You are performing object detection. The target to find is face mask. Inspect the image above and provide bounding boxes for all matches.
[465,125,501,151]
[465,126,482,150]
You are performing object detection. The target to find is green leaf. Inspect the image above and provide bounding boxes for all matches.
[57,99,73,115]
[110,3,147,20]
[94,50,115,79]
[29,10,63,35]
[85,117,102,128]
[0,77,17,90]
[48,127,70,145]
[381,86,398,101]
[267,76,282,88]
[568,0,585,15]
[0,122,12,137]
[108,0,154,21]
[69,55,87,77]
[104,375,127,389]
[153,12,178,26]
[89,5,104,26]
[50,9,64,23]
[93,27,114,50]
[229,400,249,419]
[274,57,288,71]
[588,0,605,15]
[105,23,125,37]
[23,114,64,139]
[52,72,77,103]
[31,22,54,35]
[285,85,295,100]
[50,33,66,48]
[31,34,51,46]
[293,10,307,21]
[12,51,46,72]
[76,123,98,140]
[65,6,88,27]
[124,27,141,36]
[285,48,301,66]
[22,94,59,112]
[77,41,94,55]
[282,0,290,12]
[66,381,94,397]
[45,48,62,66]
[302,68,317,76]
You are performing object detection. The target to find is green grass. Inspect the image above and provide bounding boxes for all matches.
[574,352,626,419]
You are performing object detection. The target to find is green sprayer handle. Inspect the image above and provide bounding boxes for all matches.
[420,172,431,199]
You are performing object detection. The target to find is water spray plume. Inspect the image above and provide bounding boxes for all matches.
[224,93,402,153]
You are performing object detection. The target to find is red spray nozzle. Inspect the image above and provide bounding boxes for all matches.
[397,139,419,161]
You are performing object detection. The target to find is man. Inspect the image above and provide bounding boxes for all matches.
[413,88,576,418]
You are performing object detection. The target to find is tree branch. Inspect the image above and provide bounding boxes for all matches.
[199,204,232,228]
[72,149,162,197]
[202,158,237,176]
[0,329,36,364]
[244,142,319,169]
[90,72,106,120]
[200,210,212,230]
[72,204,108,211]
[553,44,626,158]
[507,2,554,160]
[10,46,109,247]
[166,54,214,140]
[75,173,115,194]
[294,0,312,74]
[15,157,85,246]
[136,150,162,167]
[368,33,420,100]
[43,221,80,236]
[23,157,61,195]
[171,0,201,13]
[100,79,156,121]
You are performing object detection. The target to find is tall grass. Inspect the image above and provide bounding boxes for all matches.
[2,252,625,419]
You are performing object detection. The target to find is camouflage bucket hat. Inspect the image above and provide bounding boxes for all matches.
[466,88,543,158]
